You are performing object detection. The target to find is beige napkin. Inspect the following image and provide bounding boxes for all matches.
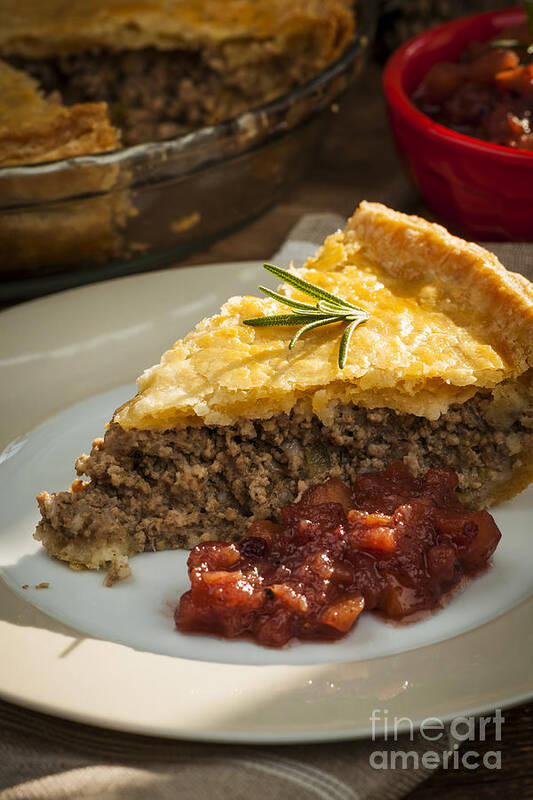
[0,699,459,800]
[1,216,531,800]
[274,213,533,282]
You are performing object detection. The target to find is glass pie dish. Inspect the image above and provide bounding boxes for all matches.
[0,1,375,302]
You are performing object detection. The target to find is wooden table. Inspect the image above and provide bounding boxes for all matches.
[181,62,533,800]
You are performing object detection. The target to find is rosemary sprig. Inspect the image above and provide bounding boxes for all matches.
[242,263,369,369]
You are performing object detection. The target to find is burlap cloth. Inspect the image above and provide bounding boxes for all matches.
[1,213,531,799]
[275,214,533,281]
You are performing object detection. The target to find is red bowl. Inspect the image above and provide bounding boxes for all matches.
[383,7,533,240]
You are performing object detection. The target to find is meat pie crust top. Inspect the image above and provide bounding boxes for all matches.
[0,0,354,60]
[115,202,533,431]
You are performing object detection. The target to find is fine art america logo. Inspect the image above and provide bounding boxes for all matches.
[369,708,504,771]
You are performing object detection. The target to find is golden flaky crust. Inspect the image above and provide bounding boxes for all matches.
[115,202,533,432]
[0,61,120,166]
[0,0,354,61]
[349,202,533,376]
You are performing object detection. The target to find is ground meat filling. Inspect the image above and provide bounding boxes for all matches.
[9,50,221,145]
[35,393,532,571]
[8,44,310,146]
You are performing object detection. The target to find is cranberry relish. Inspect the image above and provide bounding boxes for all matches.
[175,463,501,648]
[414,23,533,150]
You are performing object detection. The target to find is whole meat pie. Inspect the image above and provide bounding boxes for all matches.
[35,202,533,583]
[0,0,355,153]
[0,0,355,274]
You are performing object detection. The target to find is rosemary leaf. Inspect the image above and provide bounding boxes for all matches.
[289,317,341,350]
[257,285,318,312]
[346,313,368,323]
[263,263,365,313]
[338,318,364,370]
[243,313,327,327]
[317,299,350,315]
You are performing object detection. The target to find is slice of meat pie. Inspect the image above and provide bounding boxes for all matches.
[35,203,533,578]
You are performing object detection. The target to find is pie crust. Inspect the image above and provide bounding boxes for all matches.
[116,202,533,429]
[0,0,354,63]
[0,61,120,167]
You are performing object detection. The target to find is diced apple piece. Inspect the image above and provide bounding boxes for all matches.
[330,559,354,586]
[244,519,282,543]
[188,541,240,571]
[494,64,533,99]
[201,570,244,586]
[362,527,396,552]
[380,576,420,618]
[427,544,457,582]
[348,509,391,525]
[434,509,471,538]
[255,614,294,648]
[211,544,241,569]
[175,591,198,631]
[269,584,309,614]
[309,551,335,579]
[302,478,353,512]
[419,61,466,103]
[200,570,261,608]
[321,596,365,632]
[470,48,519,82]
[348,511,396,552]
[461,511,501,570]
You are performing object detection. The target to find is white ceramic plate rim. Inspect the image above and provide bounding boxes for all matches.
[1,262,532,744]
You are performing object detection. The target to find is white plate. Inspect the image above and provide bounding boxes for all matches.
[1,262,532,743]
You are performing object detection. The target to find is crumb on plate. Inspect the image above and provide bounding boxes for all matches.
[104,555,132,587]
